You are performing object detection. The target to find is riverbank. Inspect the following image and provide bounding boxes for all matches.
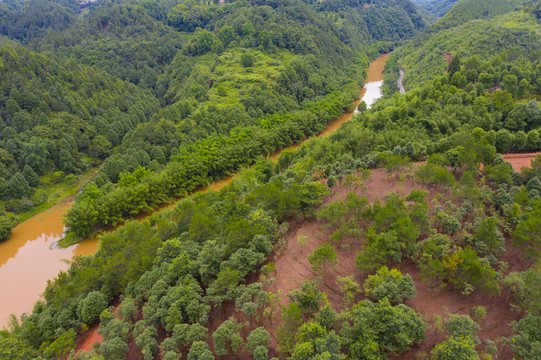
[70,52,392,352]
[0,53,391,328]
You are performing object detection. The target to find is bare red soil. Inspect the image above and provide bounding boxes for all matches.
[444,53,452,66]
[73,322,102,354]
[502,152,540,172]
[72,302,122,358]
[73,156,537,359]
[266,167,524,359]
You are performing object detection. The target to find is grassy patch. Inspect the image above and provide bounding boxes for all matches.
[7,167,97,224]
[208,48,293,105]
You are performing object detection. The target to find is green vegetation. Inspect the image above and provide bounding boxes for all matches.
[1,0,541,359]
[363,266,416,303]
[397,1,540,87]
[413,0,460,18]
[0,42,158,239]
[0,0,428,240]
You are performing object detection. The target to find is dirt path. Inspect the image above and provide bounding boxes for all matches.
[398,70,405,94]
[444,52,452,66]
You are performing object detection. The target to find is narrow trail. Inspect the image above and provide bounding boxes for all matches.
[398,69,405,94]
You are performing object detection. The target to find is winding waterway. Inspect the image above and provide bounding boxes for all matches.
[0,53,390,327]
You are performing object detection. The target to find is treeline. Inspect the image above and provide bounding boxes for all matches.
[64,91,352,238]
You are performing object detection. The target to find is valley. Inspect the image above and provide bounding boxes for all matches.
[0,0,540,359]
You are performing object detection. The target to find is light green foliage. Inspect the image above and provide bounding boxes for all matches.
[315,304,337,331]
[445,314,480,344]
[379,153,411,179]
[356,230,401,272]
[277,302,303,354]
[412,233,453,264]
[287,279,326,315]
[187,341,214,360]
[247,327,271,352]
[415,163,455,190]
[118,297,137,323]
[357,194,421,271]
[43,329,76,358]
[421,246,500,295]
[253,345,268,360]
[471,217,505,254]
[99,318,131,342]
[336,275,361,305]
[297,235,308,254]
[0,215,14,240]
[164,351,181,360]
[291,321,344,360]
[135,326,158,357]
[512,199,541,262]
[431,336,480,360]
[99,336,129,360]
[212,318,243,357]
[342,299,426,358]
[0,337,39,360]
[364,266,416,303]
[308,242,338,274]
[235,283,268,328]
[472,306,487,321]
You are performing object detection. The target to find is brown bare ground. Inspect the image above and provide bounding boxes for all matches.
[74,155,538,359]
[502,152,540,172]
[444,53,452,66]
[266,167,524,359]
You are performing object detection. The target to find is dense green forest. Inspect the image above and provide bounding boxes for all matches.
[411,0,460,18]
[0,41,159,237]
[57,0,426,241]
[0,0,427,240]
[1,0,541,359]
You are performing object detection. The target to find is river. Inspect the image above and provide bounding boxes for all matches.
[0,53,389,327]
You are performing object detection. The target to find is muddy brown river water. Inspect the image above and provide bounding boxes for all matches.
[0,53,389,327]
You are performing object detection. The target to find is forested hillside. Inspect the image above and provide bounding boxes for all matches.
[0,42,159,238]
[0,0,84,42]
[1,0,541,359]
[394,0,541,88]
[3,46,541,359]
[0,0,427,241]
[57,0,427,241]
[411,0,459,18]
